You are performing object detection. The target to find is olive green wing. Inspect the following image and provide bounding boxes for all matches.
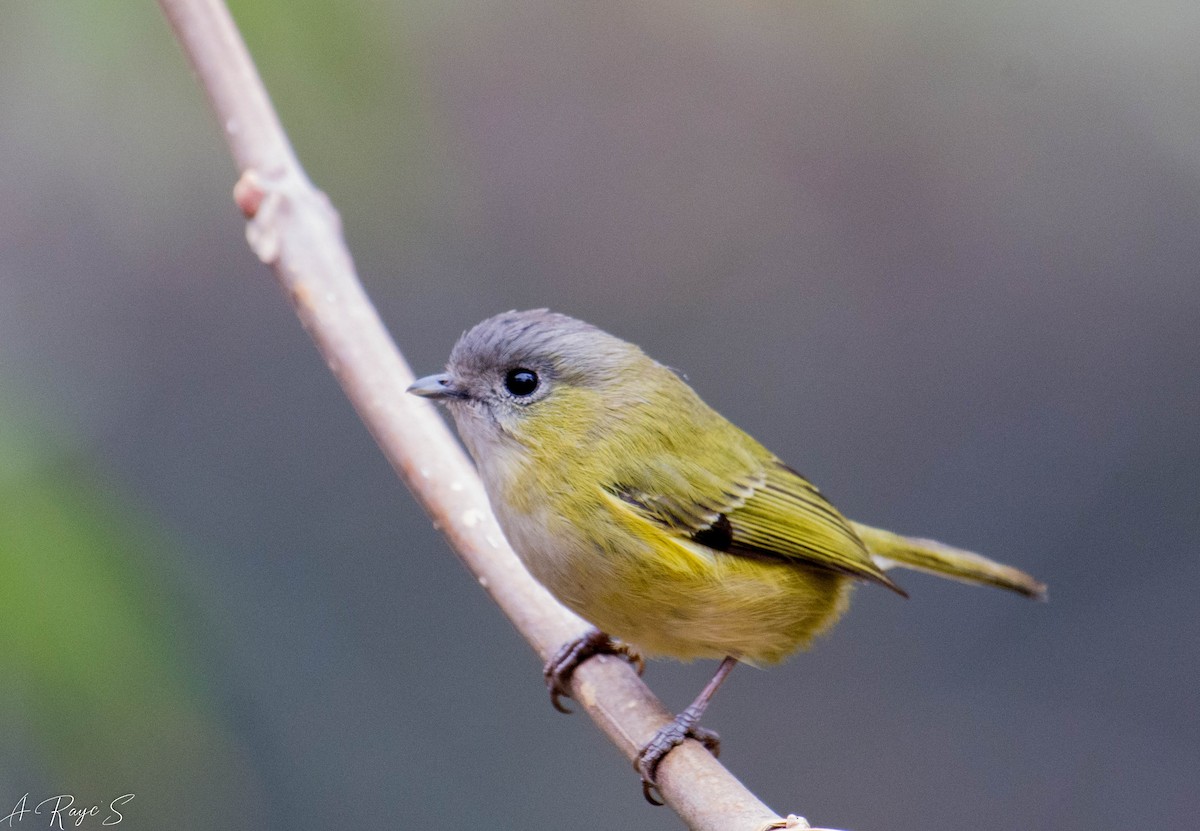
[607,457,906,595]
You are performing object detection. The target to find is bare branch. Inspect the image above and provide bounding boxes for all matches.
[157,1,797,827]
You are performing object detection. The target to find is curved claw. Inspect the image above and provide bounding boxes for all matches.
[625,648,646,677]
[691,724,721,757]
[543,629,643,714]
[549,686,573,715]
[642,778,665,806]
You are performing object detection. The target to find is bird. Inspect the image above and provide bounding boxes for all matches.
[408,309,1046,804]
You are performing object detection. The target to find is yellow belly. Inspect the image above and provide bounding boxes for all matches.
[496,496,855,665]
[579,554,853,664]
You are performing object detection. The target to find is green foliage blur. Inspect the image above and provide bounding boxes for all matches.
[0,392,261,827]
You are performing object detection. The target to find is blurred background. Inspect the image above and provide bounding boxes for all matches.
[1,1,1197,829]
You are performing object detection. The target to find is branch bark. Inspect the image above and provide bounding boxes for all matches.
[157,1,803,828]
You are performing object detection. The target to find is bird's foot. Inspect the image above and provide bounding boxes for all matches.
[544,629,644,714]
[634,716,721,805]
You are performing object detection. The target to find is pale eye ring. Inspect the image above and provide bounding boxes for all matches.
[504,367,539,396]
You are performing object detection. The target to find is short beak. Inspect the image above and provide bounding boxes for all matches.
[407,373,464,400]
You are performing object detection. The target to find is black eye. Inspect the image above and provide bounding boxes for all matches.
[504,368,539,397]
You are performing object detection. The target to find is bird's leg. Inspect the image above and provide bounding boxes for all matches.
[636,656,738,805]
[544,628,644,714]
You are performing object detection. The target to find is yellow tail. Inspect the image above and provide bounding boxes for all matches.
[851,523,1047,601]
